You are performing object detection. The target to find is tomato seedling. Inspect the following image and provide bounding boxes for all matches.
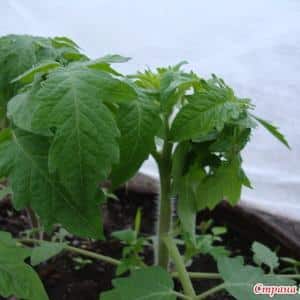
[0,34,296,300]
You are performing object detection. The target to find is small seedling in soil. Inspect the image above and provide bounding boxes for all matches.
[72,257,93,271]
[0,34,297,300]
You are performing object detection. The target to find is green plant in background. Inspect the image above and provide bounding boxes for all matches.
[0,34,296,300]
[112,208,150,275]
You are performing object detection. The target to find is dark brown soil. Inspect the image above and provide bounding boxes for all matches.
[0,188,298,300]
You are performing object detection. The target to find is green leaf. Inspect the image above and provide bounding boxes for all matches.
[52,36,79,49]
[83,55,130,76]
[62,51,88,62]
[112,229,136,244]
[10,60,60,84]
[0,185,12,201]
[170,87,244,142]
[0,34,76,115]
[0,231,48,300]
[31,66,137,201]
[195,234,229,260]
[31,241,66,266]
[0,35,53,102]
[240,168,253,189]
[209,126,251,155]
[8,92,42,134]
[89,54,131,64]
[0,231,31,261]
[218,256,298,300]
[212,226,227,236]
[230,111,257,129]
[196,158,243,210]
[172,61,188,71]
[0,129,104,238]
[0,129,15,177]
[100,267,176,300]
[116,256,141,276]
[101,290,119,300]
[7,77,51,136]
[87,62,123,76]
[171,142,191,195]
[178,166,205,241]
[252,241,279,272]
[111,97,161,187]
[160,70,198,112]
[253,115,290,149]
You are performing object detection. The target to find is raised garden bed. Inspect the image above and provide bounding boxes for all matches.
[0,174,299,300]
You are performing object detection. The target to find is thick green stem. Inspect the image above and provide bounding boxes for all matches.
[157,161,172,268]
[156,124,173,269]
[164,236,196,298]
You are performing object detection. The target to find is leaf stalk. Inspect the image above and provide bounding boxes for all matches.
[195,283,225,299]
[18,238,121,266]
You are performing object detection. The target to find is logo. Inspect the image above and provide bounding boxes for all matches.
[253,283,299,298]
